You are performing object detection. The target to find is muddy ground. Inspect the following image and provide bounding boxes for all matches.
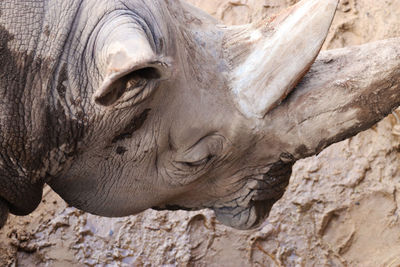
[1,0,400,266]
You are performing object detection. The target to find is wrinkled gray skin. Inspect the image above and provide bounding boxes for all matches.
[1,0,397,230]
[0,0,287,230]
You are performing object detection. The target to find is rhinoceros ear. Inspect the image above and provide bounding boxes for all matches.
[93,25,166,107]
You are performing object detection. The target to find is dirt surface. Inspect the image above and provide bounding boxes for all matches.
[2,0,400,266]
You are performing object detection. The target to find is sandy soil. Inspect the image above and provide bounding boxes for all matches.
[1,0,400,266]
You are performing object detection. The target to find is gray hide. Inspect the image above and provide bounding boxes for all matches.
[1,0,400,230]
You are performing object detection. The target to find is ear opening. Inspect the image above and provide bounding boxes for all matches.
[95,65,164,107]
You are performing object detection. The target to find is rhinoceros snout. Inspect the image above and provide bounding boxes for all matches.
[210,159,293,230]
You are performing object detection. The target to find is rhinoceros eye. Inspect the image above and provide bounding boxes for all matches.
[174,135,224,171]
[179,155,214,168]
[165,135,226,185]
[95,66,162,107]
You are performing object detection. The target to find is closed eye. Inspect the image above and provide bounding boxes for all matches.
[179,155,214,168]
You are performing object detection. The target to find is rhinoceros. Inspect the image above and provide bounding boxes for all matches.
[1,0,400,230]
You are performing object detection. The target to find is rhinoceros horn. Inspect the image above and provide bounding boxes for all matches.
[226,0,338,118]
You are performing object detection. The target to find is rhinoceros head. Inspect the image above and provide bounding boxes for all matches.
[44,0,340,230]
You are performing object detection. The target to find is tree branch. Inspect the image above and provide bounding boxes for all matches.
[266,38,400,159]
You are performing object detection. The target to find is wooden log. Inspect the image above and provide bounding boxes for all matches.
[266,38,400,159]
